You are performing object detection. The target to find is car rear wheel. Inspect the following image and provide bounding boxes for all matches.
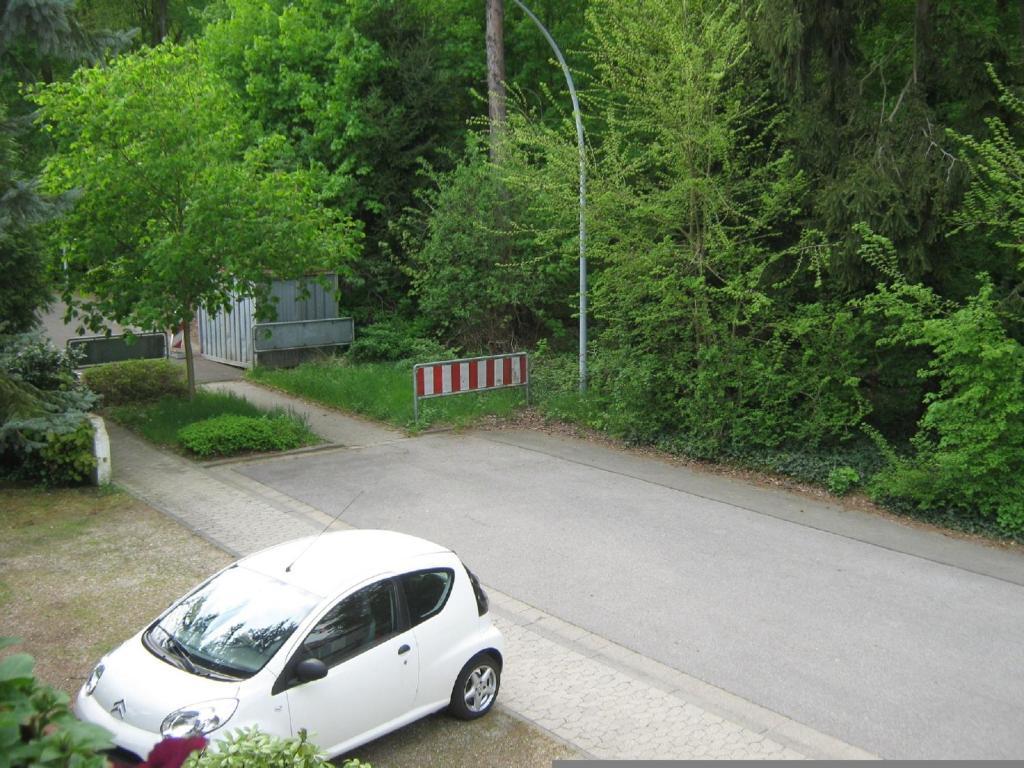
[449,653,500,719]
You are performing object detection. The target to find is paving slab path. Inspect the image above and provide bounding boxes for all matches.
[105,418,873,761]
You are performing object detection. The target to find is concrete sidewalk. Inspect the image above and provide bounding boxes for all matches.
[105,417,873,761]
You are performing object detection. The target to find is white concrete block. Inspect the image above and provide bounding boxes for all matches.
[89,414,111,486]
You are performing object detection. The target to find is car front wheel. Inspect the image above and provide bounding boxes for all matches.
[449,653,500,719]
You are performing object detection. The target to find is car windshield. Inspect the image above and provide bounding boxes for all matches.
[147,566,320,678]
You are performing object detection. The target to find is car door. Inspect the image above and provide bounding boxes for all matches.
[398,567,460,708]
[282,579,418,753]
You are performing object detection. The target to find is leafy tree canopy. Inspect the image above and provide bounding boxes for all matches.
[33,42,360,392]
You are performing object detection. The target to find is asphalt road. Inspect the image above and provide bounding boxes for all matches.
[240,429,1024,759]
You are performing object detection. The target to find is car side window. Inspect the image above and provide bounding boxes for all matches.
[400,569,454,627]
[302,580,397,668]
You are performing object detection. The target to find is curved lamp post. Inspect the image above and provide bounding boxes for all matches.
[509,0,587,392]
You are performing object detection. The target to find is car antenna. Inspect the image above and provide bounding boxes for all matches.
[285,490,364,573]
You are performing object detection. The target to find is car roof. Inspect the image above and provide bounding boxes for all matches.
[238,529,452,599]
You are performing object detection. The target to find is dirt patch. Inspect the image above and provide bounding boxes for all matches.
[0,485,234,694]
[344,709,580,767]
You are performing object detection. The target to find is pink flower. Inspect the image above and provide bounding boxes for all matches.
[136,736,207,768]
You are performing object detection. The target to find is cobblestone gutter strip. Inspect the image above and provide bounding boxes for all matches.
[490,591,876,761]
[107,424,875,762]
[496,616,802,761]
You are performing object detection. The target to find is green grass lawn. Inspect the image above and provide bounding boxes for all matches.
[107,390,319,455]
[248,359,526,430]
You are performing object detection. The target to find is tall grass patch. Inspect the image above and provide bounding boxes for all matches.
[248,359,525,429]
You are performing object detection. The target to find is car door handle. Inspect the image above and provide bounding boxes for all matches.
[398,644,412,655]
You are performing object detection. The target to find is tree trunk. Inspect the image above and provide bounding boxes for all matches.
[182,317,196,398]
[152,0,169,45]
[1019,0,1024,57]
[914,0,931,96]
[486,0,507,159]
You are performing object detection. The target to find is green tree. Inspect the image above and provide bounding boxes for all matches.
[0,0,133,332]
[404,138,577,349]
[951,64,1024,306]
[33,43,359,394]
[201,0,482,318]
[576,0,867,451]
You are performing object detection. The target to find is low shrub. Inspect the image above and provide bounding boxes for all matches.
[347,317,452,364]
[12,420,97,485]
[177,414,310,457]
[0,638,112,767]
[529,346,610,431]
[82,359,187,406]
[862,277,1024,537]
[0,331,79,390]
[184,729,327,768]
[827,466,861,496]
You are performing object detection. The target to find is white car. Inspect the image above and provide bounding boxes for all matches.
[75,530,504,760]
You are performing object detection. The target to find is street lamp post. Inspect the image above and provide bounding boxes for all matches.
[509,0,587,392]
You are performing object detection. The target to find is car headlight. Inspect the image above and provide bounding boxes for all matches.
[84,663,105,696]
[160,699,238,738]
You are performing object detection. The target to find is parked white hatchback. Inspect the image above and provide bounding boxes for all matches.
[75,530,504,760]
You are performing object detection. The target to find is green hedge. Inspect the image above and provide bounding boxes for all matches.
[177,414,310,458]
[82,359,187,406]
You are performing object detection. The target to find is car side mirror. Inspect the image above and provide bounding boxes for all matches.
[295,657,328,683]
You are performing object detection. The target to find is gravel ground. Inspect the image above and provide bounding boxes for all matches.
[0,485,578,767]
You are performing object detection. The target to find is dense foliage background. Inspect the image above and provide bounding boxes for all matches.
[5,0,1024,534]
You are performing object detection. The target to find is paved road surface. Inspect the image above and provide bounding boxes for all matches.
[237,428,1024,759]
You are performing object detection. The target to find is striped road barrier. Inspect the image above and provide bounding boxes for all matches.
[413,352,529,421]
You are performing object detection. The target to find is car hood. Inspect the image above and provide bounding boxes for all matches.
[89,631,242,734]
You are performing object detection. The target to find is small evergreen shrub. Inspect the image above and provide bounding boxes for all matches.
[82,359,187,405]
[827,466,861,496]
[177,414,309,457]
[1,332,99,486]
[0,331,79,390]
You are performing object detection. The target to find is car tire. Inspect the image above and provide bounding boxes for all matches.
[449,653,500,720]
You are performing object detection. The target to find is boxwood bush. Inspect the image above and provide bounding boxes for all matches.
[82,359,187,406]
[177,414,310,458]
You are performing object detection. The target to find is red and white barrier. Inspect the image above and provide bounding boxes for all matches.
[413,353,529,420]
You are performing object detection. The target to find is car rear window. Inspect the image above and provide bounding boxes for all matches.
[400,569,454,626]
